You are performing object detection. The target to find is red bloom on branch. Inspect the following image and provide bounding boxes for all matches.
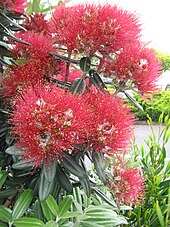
[10,85,90,167]
[23,13,49,35]
[2,57,51,96]
[11,32,54,59]
[0,0,27,13]
[84,88,135,154]
[109,164,145,205]
[113,42,161,95]
[49,4,141,55]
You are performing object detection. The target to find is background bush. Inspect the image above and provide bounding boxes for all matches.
[126,89,170,122]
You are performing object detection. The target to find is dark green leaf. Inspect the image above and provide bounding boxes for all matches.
[0,170,8,189]
[0,46,13,57]
[5,146,24,156]
[92,152,107,184]
[0,188,17,199]
[0,12,26,31]
[0,58,10,66]
[93,188,117,207]
[124,91,144,111]
[12,158,34,170]
[79,177,91,198]
[39,168,53,201]
[89,69,106,89]
[80,57,91,72]
[69,78,86,94]
[59,195,73,217]
[43,162,56,183]
[0,205,12,222]
[50,52,78,64]
[33,200,44,220]
[0,31,29,44]
[13,217,44,227]
[56,165,73,193]
[12,189,33,220]
[61,153,87,178]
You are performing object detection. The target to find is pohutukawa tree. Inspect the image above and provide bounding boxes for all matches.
[0,1,161,208]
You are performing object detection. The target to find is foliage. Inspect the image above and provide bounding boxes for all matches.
[157,50,170,72]
[126,115,170,226]
[0,184,131,227]
[125,90,170,122]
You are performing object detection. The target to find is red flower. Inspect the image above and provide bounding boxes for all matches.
[113,42,161,95]
[0,0,27,13]
[109,165,145,205]
[84,88,135,154]
[49,4,141,55]
[2,57,51,96]
[11,32,54,59]
[23,13,49,35]
[10,85,90,167]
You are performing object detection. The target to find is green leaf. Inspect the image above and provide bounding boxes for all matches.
[0,221,8,227]
[80,57,91,72]
[56,165,73,193]
[89,70,106,89]
[41,199,55,221]
[92,152,107,184]
[39,168,54,201]
[12,158,34,170]
[0,188,17,199]
[93,188,117,207]
[60,212,82,219]
[5,146,24,156]
[11,189,33,221]
[69,78,86,94]
[124,91,144,111]
[46,195,59,217]
[155,200,165,227]
[13,217,44,227]
[79,178,91,198]
[43,162,56,182]
[0,46,13,57]
[45,221,58,227]
[0,170,8,189]
[33,200,44,220]
[61,154,87,179]
[0,12,26,31]
[0,31,29,44]
[32,0,41,12]
[0,205,12,222]
[59,195,73,217]
[0,58,10,66]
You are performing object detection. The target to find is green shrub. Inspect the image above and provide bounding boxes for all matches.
[126,115,170,227]
[157,51,170,72]
[126,90,170,122]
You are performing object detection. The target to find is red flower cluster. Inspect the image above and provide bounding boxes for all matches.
[0,0,27,13]
[109,164,145,205]
[113,42,161,95]
[49,4,141,55]
[10,85,91,167]
[11,32,54,59]
[23,13,49,35]
[84,88,135,154]
[10,85,135,167]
